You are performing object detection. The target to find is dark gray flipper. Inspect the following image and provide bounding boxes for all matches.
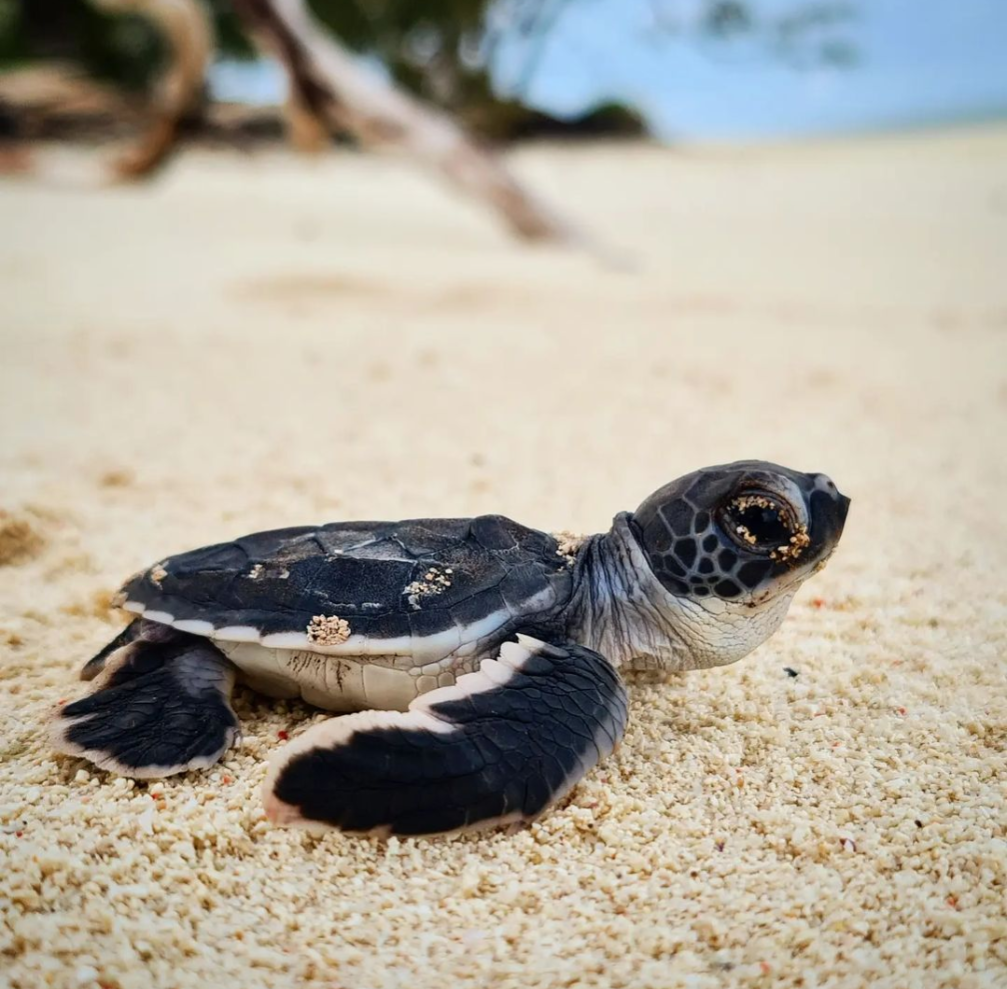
[262,634,628,837]
[52,626,239,778]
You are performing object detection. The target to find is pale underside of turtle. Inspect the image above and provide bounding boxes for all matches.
[50,461,850,837]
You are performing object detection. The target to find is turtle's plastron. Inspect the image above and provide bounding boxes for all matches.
[262,635,629,837]
[51,621,240,778]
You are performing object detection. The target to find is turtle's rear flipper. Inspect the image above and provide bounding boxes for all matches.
[262,634,629,837]
[78,618,145,681]
[52,626,239,779]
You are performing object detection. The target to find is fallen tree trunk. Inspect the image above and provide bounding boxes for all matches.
[229,0,572,242]
[89,0,213,178]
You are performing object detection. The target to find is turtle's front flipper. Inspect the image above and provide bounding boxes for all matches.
[51,626,239,779]
[262,634,628,836]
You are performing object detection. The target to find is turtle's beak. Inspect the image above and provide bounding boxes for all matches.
[807,474,850,557]
[838,493,852,526]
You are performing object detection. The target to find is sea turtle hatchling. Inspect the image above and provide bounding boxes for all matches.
[51,461,849,836]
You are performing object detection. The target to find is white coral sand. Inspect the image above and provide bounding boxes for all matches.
[1,127,1005,989]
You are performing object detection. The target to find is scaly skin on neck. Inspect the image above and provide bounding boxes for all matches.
[563,513,797,673]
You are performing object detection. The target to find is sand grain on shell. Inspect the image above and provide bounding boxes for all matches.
[306,615,351,646]
[2,129,1006,989]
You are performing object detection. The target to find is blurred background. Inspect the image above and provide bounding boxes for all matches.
[1,0,1005,530]
[2,0,1006,148]
[0,0,1005,520]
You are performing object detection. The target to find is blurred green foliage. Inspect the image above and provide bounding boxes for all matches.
[1,0,164,89]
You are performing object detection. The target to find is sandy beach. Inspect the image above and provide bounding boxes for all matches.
[1,126,1006,988]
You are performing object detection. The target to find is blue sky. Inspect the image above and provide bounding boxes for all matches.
[493,0,1007,139]
[210,0,1007,142]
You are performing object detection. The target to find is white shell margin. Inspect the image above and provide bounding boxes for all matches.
[122,601,509,661]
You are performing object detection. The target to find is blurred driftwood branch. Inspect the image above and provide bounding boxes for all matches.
[87,0,213,178]
[42,0,573,242]
[229,0,571,242]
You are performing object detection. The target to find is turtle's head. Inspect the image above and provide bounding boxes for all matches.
[634,461,850,610]
[568,460,850,672]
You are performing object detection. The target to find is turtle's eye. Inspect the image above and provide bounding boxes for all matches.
[718,491,796,553]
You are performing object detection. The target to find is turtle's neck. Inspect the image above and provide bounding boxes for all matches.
[563,513,694,671]
[562,512,794,672]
